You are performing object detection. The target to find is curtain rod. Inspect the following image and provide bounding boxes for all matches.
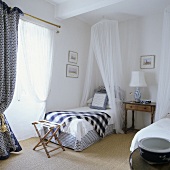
[24,13,61,28]
[9,6,61,28]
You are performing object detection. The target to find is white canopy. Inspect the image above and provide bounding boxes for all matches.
[155,7,170,121]
[81,20,125,133]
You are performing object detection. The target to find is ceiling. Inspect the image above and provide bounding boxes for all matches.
[46,0,170,25]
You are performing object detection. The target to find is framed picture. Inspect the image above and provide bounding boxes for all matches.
[140,55,155,69]
[68,51,78,64]
[66,64,79,78]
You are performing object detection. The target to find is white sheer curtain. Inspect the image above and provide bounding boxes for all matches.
[155,7,170,121]
[18,20,54,120]
[81,20,124,133]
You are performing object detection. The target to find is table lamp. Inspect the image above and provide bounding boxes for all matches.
[129,71,147,103]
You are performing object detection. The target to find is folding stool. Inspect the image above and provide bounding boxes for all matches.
[32,120,65,158]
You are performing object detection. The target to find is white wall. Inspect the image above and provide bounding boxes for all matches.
[46,18,90,111]
[3,0,90,140]
[119,13,163,129]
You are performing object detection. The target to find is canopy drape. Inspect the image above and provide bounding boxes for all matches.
[155,7,170,121]
[0,1,22,160]
[81,20,125,133]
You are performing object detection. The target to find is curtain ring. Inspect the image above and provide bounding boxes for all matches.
[0,113,8,132]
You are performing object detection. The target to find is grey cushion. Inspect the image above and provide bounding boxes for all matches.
[90,92,108,110]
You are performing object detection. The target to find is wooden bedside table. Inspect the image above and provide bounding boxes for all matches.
[123,101,156,134]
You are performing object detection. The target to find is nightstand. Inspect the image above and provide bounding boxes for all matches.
[123,101,156,134]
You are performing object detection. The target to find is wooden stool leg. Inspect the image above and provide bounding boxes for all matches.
[41,141,51,158]
[32,123,51,158]
[32,124,42,150]
[45,126,60,145]
[46,126,65,151]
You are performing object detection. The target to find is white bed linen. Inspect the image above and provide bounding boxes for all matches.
[130,114,170,152]
[59,106,113,141]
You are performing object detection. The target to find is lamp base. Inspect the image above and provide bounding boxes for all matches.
[134,87,141,103]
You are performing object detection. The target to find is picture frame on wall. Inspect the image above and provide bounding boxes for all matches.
[140,55,155,69]
[66,64,79,78]
[68,51,78,64]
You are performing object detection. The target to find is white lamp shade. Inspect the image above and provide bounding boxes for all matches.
[129,71,147,87]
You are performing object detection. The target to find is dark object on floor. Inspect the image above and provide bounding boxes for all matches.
[138,137,170,164]
[129,148,170,170]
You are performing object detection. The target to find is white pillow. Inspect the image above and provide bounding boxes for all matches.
[90,93,108,110]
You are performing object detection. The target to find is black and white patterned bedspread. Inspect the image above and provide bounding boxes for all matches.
[45,111,111,137]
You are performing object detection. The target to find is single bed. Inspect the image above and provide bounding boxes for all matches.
[44,86,124,151]
[130,114,170,152]
[44,106,114,151]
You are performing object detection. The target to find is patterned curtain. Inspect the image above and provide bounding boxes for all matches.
[0,1,23,160]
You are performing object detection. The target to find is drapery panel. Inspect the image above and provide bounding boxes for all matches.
[18,19,54,120]
[155,7,170,121]
[0,1,22,160]
[81,20,125,133]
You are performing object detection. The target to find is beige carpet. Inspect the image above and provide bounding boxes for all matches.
[0,132,136,170]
